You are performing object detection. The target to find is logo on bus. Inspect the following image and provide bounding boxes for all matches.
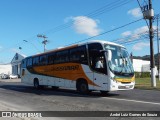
[53,65,80,71]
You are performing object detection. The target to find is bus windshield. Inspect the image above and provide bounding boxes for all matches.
[104,44,134,76]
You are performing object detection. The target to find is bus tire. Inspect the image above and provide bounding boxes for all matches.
[100,91,109,95]
[52,86,59,90]
[34,79,40,89]
[77,79,88,94]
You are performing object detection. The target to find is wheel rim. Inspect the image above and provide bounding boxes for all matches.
[80,83,87,92]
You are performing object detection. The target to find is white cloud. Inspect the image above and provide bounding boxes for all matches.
[71,16,101,36]
[128,8,142,18]
[119,26,158,48]
[121,26,151,42]
[122,26,157,39]
[133,26,157,39]
[132,42,150,51]
[134,26,149,34]
[131,26,149,40]
[121,31,132,37]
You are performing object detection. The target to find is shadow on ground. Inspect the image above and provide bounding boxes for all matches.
[0,84,119,98]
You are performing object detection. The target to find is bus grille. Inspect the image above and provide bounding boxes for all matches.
[121,82,131,84]
[118,85,133,89]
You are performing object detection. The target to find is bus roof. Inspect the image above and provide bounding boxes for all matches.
[28,40,125,58]
[82,40,125,48]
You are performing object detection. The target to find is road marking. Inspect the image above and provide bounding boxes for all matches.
[102,97,160,105]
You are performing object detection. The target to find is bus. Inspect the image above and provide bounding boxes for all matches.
[21,40,135,94]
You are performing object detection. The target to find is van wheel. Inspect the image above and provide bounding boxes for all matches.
[34,79,40,89]
[77,80,88,94]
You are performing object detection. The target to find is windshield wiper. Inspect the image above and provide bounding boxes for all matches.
[119,53,125,73]
[119,52,134,74]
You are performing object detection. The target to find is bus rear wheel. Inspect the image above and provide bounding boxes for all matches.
[34,79,40,89]
[77,80,88,94]
[52,86,59,90]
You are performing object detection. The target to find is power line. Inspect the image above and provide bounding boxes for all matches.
[111,30,149,43]
[0,18,143,55]
[121,37,149,45]
[86,0,129,17]
[67,18,143,46]
[113,29,159,45]
[42,0,134,35]
[137,0,149,28]
[85,0,133,18]
[123,36,157,46]
[1,0,145,58]
[0,0,134,54]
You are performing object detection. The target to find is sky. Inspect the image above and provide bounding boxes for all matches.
[0,0,160,64]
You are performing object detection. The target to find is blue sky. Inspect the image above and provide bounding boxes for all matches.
[0,0,160,63]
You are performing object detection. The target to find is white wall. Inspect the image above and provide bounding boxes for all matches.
[133,59,150,72]
[0,64,12,75]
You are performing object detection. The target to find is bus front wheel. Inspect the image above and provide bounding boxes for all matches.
[77,80,88,94]
[100,91,109,95]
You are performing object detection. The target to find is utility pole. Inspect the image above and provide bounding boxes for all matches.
[37,34,48,52]
[157,15,160,81]
[142,0,156,87]
[148,0,156,87]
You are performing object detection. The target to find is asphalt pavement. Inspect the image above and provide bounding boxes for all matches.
[0,79,160,120]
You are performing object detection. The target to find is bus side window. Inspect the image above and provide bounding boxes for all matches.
[69,46,87,65]
[33,57,39,66]
[39,55,47,65]
[48,53,55,64]
[22,59,27,68]
[88,43,107,74]
[26,58,32,67]
[78,46,87,64]
[55,50,69,64]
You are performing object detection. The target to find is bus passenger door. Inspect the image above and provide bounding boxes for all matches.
[88,43,108,90]
[93,72,108,91]
[91,55,108,91]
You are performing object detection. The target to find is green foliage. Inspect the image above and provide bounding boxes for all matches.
[135,72,150,78]
[135,78,160,90]
[135,72,141,78]
[141,72,150,78]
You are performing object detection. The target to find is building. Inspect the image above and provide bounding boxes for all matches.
[132,59,158,76]
[132,59,150,72]
[11,53,26,76]
[0,63,12,75]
